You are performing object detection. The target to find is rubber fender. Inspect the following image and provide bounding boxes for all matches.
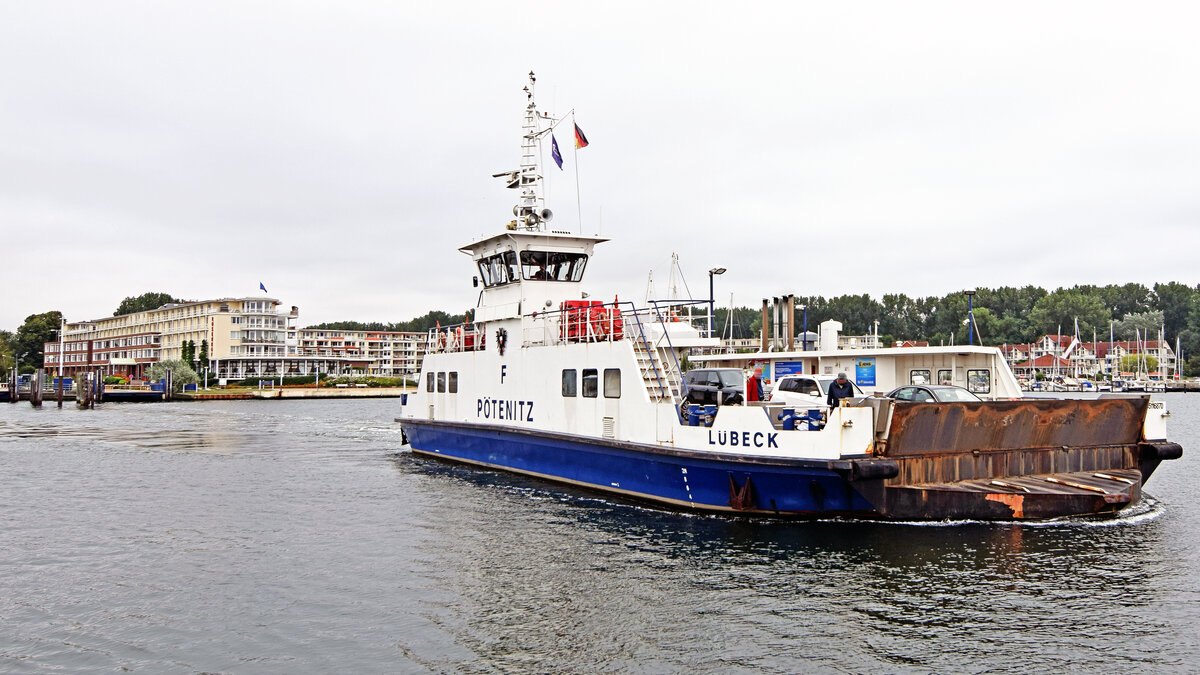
[1139,441,1183,461]
[851,459,899,481]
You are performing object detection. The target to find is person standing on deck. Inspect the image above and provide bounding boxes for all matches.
[746,366,764,403]
[827,372,855,409]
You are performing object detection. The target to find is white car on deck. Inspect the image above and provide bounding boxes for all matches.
[767,374,866,411]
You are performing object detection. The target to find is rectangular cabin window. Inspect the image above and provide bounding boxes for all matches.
[910,369,931,385]
[520,251,589,281]
[477,252,515,288]
[604,369,621,398]
[938,369,952,385]
[967,369,991,394]
[448,372,458,394]
[437,372,446,393]
[426,372,435,392]
[562,369,577,397]
[582,369,598,398]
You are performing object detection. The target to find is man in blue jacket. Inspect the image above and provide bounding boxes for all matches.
[827,372,856,409]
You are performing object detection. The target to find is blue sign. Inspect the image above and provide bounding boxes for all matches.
[774,361,806,377]
[856,358,876,386]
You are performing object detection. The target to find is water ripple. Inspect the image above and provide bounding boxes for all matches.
[1,397,1197,673]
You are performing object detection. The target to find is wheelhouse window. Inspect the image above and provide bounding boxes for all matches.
[562,369,577,397]
[426,372,435,392]
[582,369,598,398]
[910,369,931,385]
[448,372,458,394]
[967,369,991,394]
[519,251,588,281]
[437,372,446,393]
[604,369,621,398]
[477,251,519,287]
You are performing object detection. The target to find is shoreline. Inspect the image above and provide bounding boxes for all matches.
[176,386,410,401]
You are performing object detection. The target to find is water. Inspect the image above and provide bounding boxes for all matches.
[1,397,1198,674]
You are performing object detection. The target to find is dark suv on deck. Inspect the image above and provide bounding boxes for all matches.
[682,368,745,406]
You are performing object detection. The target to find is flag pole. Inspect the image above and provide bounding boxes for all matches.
[572,111,583,234]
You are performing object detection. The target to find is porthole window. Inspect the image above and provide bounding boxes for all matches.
[448,372,458,394]
[582,369,598,398]
[437,372,446,393]
[562,369,577,397]
[426,372,435,392]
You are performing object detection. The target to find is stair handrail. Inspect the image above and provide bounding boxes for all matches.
[619,301,673,400]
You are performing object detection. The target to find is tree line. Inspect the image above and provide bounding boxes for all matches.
[8,284,1200,374]
[712,282,1200,373]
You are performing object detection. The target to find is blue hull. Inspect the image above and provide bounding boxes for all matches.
[403,419,880,517]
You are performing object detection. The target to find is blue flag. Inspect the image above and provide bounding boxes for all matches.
[551,134,563,169]
[259,282,268,294]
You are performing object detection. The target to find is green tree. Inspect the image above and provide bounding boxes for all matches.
[1152,282,1197,339]
[1075,283,1152,319]
[925,293,971,345]
[14,311,63,370]
[1028,289,1110,338]
[146,360,200,392]
[822,294,883,335]
[114,292,180,316]
[0,329,14,372]
[198,339,209,367]
[878,293,925,341]
[974,285,1044,342]
[1185,354,1200,378]
[1113,310,1164,340]
[181,340,195,364]
[1119,353,1158,374]
[958,307,1001,346]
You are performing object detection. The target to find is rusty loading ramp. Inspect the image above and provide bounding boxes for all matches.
[881,468,1142,520]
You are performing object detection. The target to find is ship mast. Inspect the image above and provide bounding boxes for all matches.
[493,71,554,231]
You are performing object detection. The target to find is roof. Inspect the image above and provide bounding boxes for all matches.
[1013,355,1072,368]
[695,344,1003,365]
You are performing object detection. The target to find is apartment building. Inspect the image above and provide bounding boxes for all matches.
[44,297,427,381]
[44,298,300,379]
[296,329,425,377]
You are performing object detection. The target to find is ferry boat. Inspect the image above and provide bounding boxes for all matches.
[397,73,1183,521]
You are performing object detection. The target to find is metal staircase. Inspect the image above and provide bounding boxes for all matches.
[632,336,682,402]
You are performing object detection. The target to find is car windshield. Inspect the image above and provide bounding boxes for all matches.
[820,379,864,396]
[719,371,743,386]
[934,388,980,402]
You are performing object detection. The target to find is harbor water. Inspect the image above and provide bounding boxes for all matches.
[1,397,1198,673]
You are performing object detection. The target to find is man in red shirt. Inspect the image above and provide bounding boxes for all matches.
[746,366,764,403]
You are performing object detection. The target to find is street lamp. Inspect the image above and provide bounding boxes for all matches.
[964,289,976,346]
[707,267,727,339]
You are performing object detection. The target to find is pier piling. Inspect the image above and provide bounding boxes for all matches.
[30,369,43,407]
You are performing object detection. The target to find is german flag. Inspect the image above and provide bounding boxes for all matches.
[574,123,589,149]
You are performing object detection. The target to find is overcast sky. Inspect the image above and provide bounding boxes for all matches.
[3,1,1198,330]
